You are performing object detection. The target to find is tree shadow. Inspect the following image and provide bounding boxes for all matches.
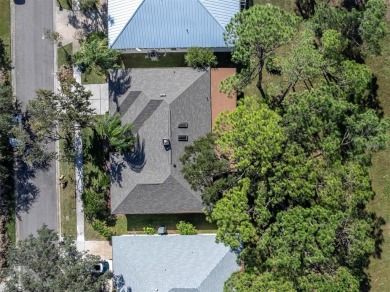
[113,274,132,292]
[67,3,108,36]
[14,161,40,217]
[109,134,146,185]
[365,75,384,118]
[0,39,11,71]
[110,153,125,187]
[126,134,146,173]
[360,209,386,291]
[109,69,133,113]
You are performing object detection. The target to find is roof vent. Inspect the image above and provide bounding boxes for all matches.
[160,94,166,97]
[178,122,188,128]
[178,135,188,142]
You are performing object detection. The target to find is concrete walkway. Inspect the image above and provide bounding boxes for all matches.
[75,125,84,243]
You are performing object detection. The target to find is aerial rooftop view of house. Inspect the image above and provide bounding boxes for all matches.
[109,68,236,214]
[112,234,240,292]
[108,0,241,52]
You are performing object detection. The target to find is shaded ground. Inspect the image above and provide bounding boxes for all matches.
[58,43,73,67]
[120,52,235,69]
[365,27,390,292]
[59,141,77,239]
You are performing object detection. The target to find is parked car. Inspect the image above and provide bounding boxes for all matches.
[93,260,109,274]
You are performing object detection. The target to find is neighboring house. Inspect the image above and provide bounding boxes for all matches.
[109,68,236,215]
[112,234,240,292]
[108,0,241,52]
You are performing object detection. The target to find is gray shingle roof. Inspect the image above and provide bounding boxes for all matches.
[109,68,211,214]
[112,235,240,292]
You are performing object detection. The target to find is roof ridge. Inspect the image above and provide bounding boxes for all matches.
[110,0,146,49]
[169,69,209,104]
[197,251,233,290]
[196,0,225,31]
[166,175,202,204]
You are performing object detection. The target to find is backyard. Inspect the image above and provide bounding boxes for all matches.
[54,2,390,290]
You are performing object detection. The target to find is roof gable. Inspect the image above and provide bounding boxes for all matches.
[199,0,240,28]
[112,235,240,291]
[109,0,239,49]
[108,0,144,46]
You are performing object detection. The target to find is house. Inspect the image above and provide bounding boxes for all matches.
[108,0,241,52]
[112,234,240,292]
[109,68,236,214]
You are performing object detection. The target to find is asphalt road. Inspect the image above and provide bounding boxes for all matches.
[13,0,58,240]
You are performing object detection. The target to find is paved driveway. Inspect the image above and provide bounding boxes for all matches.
[13,0,58,240]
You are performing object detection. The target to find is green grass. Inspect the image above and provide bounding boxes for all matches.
[58,43,106,84]
[253,0,295,12]
[0,0,10,52]
[365,29,390,291]
[56,0,72,10]
[120,52,235,69]
[58,43,73,68]
[85,213,217,240]
[120,52,187,68]
[126,214,216,233]
[81,67,107,84]
[0,0,12,243]
[59,141,77,239]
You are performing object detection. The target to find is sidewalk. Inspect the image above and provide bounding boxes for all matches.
[57,4,111,260]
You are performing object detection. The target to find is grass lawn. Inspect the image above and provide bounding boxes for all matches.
[365,30,390,291]
[59,141,77,239]
[81,67,107,84]
[120,52,235,69]
[57,43,73,68]
[0,0,10,52]
[56,0,72,10]
[120,52,186,68]
[0,0,13,244]
[126,213,216,233]
[85,213,216,240]
[253,0,295,12]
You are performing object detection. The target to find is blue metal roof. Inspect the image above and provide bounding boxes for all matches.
[110,0,239,50]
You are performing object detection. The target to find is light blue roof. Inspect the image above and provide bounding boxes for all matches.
[112,235,240,292]
[109,0,240,50]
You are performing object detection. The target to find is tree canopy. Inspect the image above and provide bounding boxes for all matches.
[181,2,388,290]
[74,33,121,74]
[4,225,112,292]
[221,4,299,97]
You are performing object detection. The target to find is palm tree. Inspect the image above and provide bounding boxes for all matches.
[95,113,134,154]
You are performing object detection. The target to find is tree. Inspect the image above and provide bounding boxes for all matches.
[181,91,386,290]
[359,0,387,55]
[185,47,218,69]
[95,112,134,154]
[74,33,121,74]
[221,4,299,97]
[77,0,98,10]
[4,225,112,292]
[26,81,95,160]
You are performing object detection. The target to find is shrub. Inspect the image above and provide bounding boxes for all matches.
[92,219,114,239]
[143,226,156,235]
[77,0,98,11]
[185,47,218,69]
[176,221,197,235]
